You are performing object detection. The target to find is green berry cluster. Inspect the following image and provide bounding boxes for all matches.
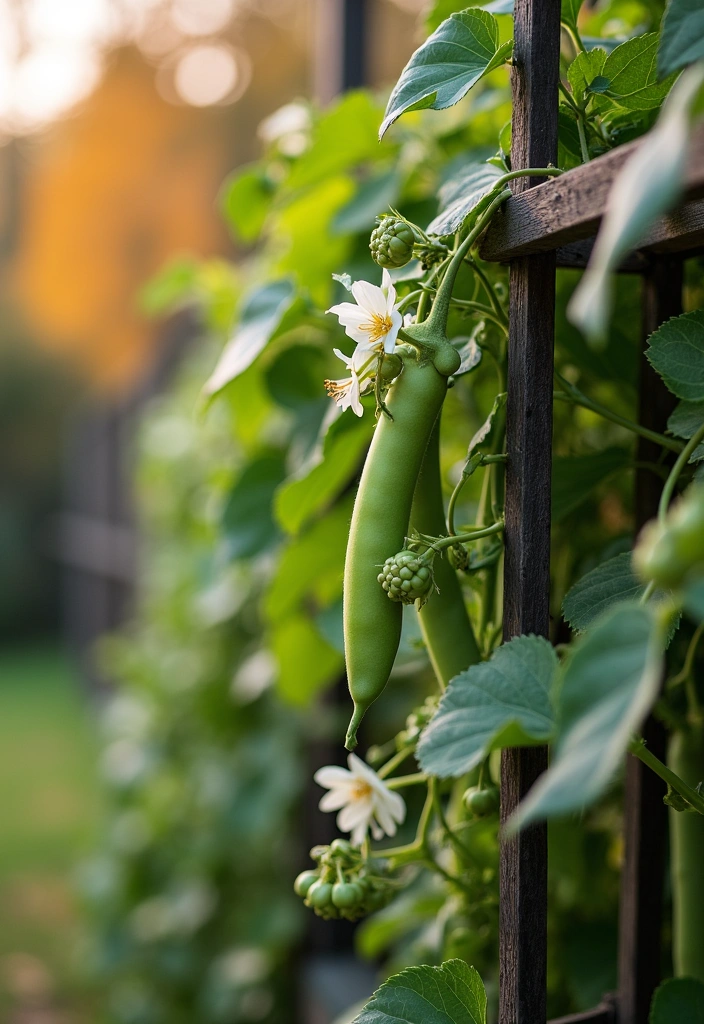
[369,217,415,269]
[293,840,394,921]
[378,550,432,605]
[395,695,439,749]
[634,483,704,589]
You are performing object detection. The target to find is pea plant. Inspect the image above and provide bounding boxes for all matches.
[247,2,704,1020]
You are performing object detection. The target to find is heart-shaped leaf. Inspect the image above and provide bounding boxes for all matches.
[418,635,557,779]
[668,399,704,461]
[380,10,511,139]
[647,310,704,402]
[353,960,487,1024]
[563,552,647,631]
[510,603,663,829]
[596,34,676,111]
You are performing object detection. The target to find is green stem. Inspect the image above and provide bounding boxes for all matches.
[563,21,586,53]
[466,257,508,327]
[377,746,414,780]
[495,167,564,187]
[629,737,704,815]
[576,114,590,163]
[386,772,427,790]
[430,779,473,860]
[659,421,704,525]
[424,521,504,557]
[669,623,704,716]
[554,374,683,453]
[669,722,704,981]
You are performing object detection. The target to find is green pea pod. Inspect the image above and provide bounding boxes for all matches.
[344,352,447,750]
[669,721,704,982]
[411,419,481,686]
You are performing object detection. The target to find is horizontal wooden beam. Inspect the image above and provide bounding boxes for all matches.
[480,124,704,262]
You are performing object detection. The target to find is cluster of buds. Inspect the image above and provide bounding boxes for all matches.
[378,550,433,606]
[369,215,449,271]
[395,695,439,750]
[294,840,395,921]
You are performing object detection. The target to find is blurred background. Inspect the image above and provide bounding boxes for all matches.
[0,2,428,1021]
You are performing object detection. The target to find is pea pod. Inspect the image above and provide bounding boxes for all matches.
[411,419,481,686]
[344,352,448,749]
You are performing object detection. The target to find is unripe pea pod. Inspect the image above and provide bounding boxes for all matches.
[344,351,449,749]
[411,419,482,686]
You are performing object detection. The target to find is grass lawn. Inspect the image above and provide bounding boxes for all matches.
[0,642,104,1022]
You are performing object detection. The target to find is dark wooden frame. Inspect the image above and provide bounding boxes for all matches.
[484,3,703,1023]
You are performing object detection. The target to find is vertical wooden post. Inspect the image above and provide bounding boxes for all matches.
[617,257,682,1024]
[500,2,561,1022]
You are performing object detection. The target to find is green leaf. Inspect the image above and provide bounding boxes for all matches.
[221,453,287,560]
[453,332,483,376]
[265,498,352,621]
[659,0,704,78]
[427,162,504,237]
[204,279,303,397]
[380,11,512,139]
[597,34,676,111]
[684,576,704,623]
[353,960,487,1024]
[220,164,274,243]
[265,345,327,410]
[568,48,607,106]
[417,636,557,779]
[668,399,704,460]
[286,92,383,191]
[275,411,373,534]
[467,392,507,459]
[332,169,401,235]
[647,310,704,402]
[650,977,704,1024]
[563,552,646,630]
[139,257,198,316]
[552,448,631,522]
[511,603,663,829]
[561,0,583,31]
[271,614,343,706]
[568,64,704,344]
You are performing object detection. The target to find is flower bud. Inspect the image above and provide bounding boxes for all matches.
[370,217,415,269]
[378,551,433,605]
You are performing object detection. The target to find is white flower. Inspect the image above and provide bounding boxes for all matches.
[327,269,403,355]
[314,753,406,846]
[323,347,376,418]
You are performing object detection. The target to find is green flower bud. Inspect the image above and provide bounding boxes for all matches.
[294,870,319,897]
[332,882,363,908]
[370,218,415,269]
[463,786,500,817]
[307,880,334,909]
[633,484,704,588]
[379,550,433,605]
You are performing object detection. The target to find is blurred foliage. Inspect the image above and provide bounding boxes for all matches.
[88,0,673,1017]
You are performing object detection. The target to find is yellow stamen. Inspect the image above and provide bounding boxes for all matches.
[350,780,373,801]
[360,312,392,344]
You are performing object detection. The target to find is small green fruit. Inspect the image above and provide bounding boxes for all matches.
[332,882,363,908]
[307,880,334,909]
[379,550,433,605]
[463,786,500,817]
[294,870,319,897]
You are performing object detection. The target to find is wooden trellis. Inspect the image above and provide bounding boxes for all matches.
[478,2,704,1022]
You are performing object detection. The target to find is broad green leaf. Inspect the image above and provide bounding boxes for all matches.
[220,164,274,243]
[668,398,704,460]
[271,614,343,705]
[552,448,631,522]
[659,0,704,78]
[332,169,401,235]
[275,411,373,534]
[558,106,584,169]
[353,960,487,1024]
[204,279,303,397]
[467,392,506,458]
[380,11,512,139]
[453,332,483,376]
[286,92,383,191]
[427,162,504,237]
[265,497,352,621]
[264,345,328,410]
[568,64,704,344]
[511,603,663,829]
[417,636,557,779]
[561,0,583,30]
[563,552,646,630]
[597,34,676,111]
[647,310,704,402]
[650,977,704,1024]
[568,48,607,106]
[221,452,287,560]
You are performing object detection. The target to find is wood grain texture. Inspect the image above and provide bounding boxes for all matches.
[617,259,681,1024]
[479,125,704,261]
[499,0,560,1021]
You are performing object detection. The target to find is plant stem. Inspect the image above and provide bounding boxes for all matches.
[386,772,427,790]
[629,737,704,815]
[424,521,504,558]
[466,257,508,327]
[496,167,563,186]
[554,374,683,452]
[430,778,473,860]
[377,746,414,780]
[659,421,704,524]
[669,722,704,981]
[669,623,704,715]
[576,114,591,163]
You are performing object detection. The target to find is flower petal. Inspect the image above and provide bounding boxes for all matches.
[337,797,373,834]
[332,347,353,369]
[384,787,407,825]
[347,753,380,786]
[351,820,368,846]
[351,279,385,315]
[373,798,398,837]
[369,819,384,841]
[314,765,352,788]
[319,787,352,812]
[383,310,403,353]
